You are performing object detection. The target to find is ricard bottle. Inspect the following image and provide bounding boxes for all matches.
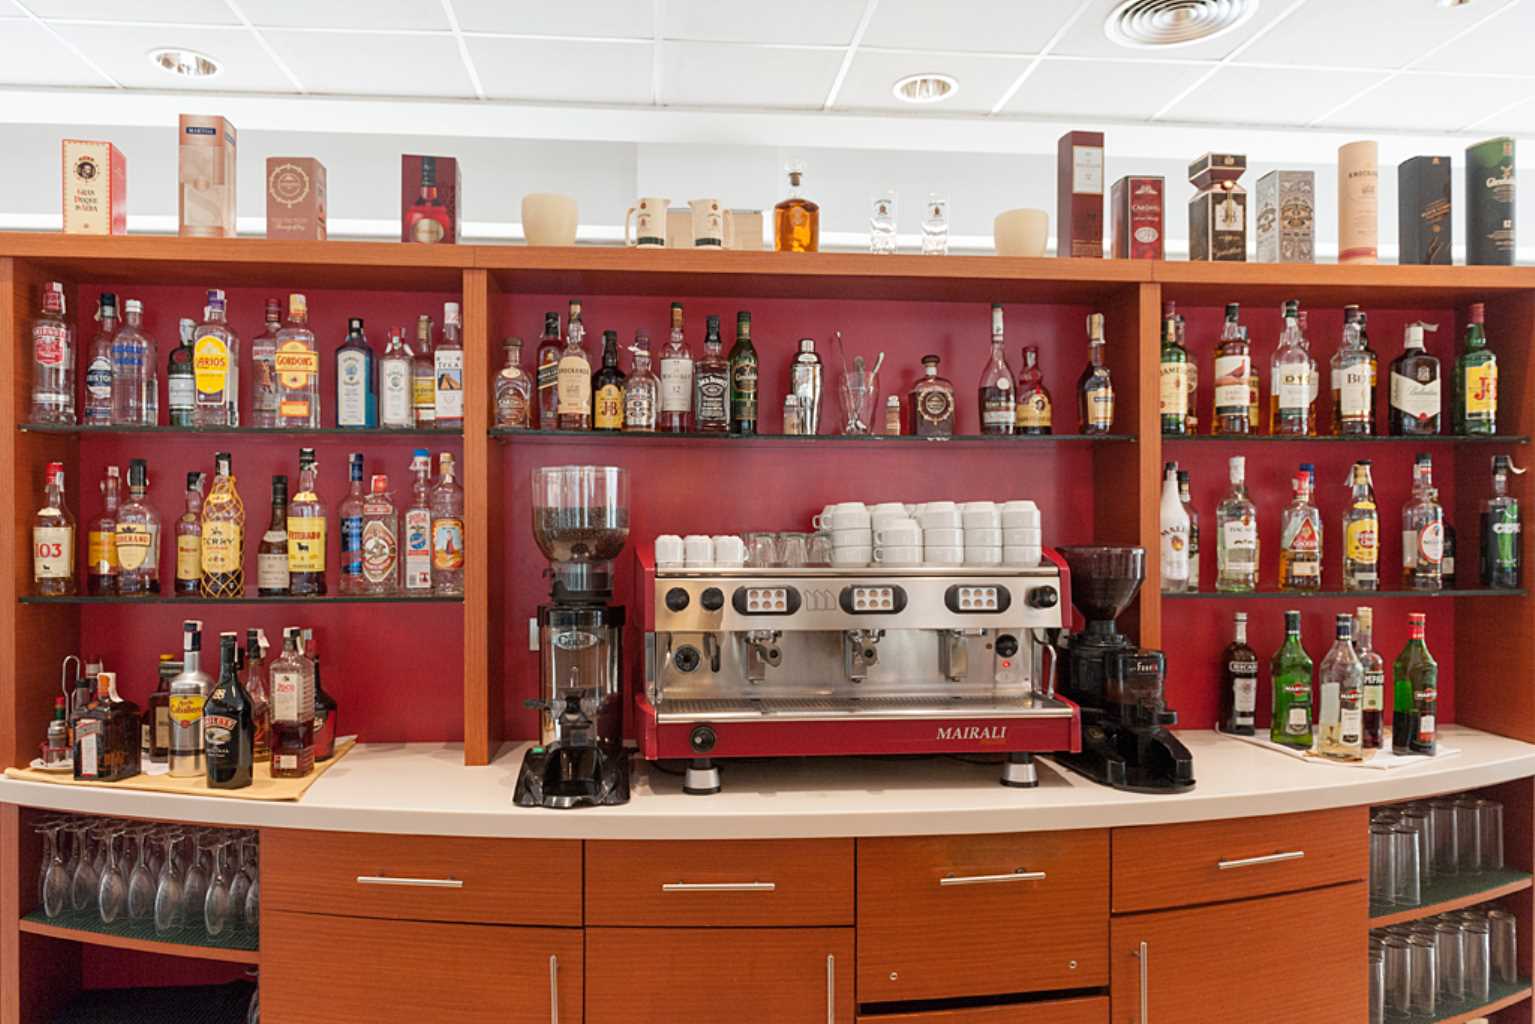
[1221,612,1258,736]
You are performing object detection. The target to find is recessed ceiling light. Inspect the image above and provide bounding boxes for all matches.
[892,73,958,105]
[147,48,221,79]
[1105,0,1259,48]
[1438,0,1472,7]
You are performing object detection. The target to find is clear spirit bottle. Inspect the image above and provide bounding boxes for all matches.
[659,302,694,433]
[908,355,956,438]
[173,471,204,597]
[1179,469,1199,592]
[86,465,120,596]
[32,461,76,596]
[979,304,1016,435]
[275,294,320,428]
[1481,454,1525,588]
[1392,612,1438,756]
[1159,462,1189,592]
[110,299,154,425]
[1317,613,1365,761]
[1211,303,1250,435]
[1454,302,1498,435]
[244,628,271,763]
[200,452,245,598]
[555,301,592,431]
[167,317,196,427]
[192,290,240,427]
[1268,300,1312,435]
[249,298,282,428]
[1278,467,1322,591]
[431,452,465,596]
[1015,346,1052,435]
[729,311,759,435]
[338,453,366,595]
[360,474,400,595]
[1331,306,1377,435]
[1342,460,1380,591]
[1158,304,1188,435]
[1402,455,1444,591]
[256,475,289,597]
[435,302,465,430]
[380,327,415,428]
[494,339,532,429]
[1270,610,1314,748]
[335,317,377,429]
[693,315,729,433]
[1221,612,1258,735]
[624,333,659,432]
[1354,606,1385,749]
[592,331,627,431]
[1077,314,1114,434]
[774,160,820,253]
[413,314,437,429]
[1389,321,1441,436]
[83,292,118,425]
[403,450,434,593]
[1215,455,1258,592]
[30,282,74,424]
[269,626,315,778]
[116,459,159,596]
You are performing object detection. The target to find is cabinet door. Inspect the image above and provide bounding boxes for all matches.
[1109,882,1366,1024]
[262,910,583,1023]
[586,926,854,1024]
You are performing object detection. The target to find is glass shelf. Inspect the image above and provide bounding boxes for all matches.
[492,428,1137,444]
[1165,588,1525,601]
[20,594,462,606]
[20,906,258,963]
[20,423,462,437]
[1369,867,1531,926]
[1164,433,1528,445]
[1428,977,1531,1024]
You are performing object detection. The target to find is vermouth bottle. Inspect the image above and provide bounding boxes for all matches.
[1392,612,1438,756]
[1354,606,1385,750]
[978,304,1016,435]
[1215,456,1258,592]
[1220,612,1258,735]
[200,452,245,598]
[1270,611,1314,748]
[1210,303,1250,436]
[1158,305,1188,435]
[204,633,254,790]
[1269,300,1312,435]
[1342,461,1380,591]
[1317,613,1365,762]
[32,462,76,596]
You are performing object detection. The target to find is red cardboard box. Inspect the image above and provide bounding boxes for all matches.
[402,154,460,244]
[1111,175,1163,260]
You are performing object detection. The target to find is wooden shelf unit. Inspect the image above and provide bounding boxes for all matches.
[1369,868,1533,928]
[16,916,259,966]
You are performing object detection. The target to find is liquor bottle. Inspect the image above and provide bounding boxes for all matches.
[84,292,118,425]
[1211,303,1251,435]
[361,474,400,595]
[87,465,120,596]
[431,452,466,596]
[304,628,338,761]
[1077,314,1114,434]
[1159,462,1190,592]
[1015,346,1052,435]
[1221,612,1258,735]
[1331,306,1377,435]
[257,475,290,597]
[1300,309,1319,436]
[336,317,378,429]
[116,459,159,596]
[556,300,592,430]
[167,317,196,427]
[1246,326,1261,433]
[192,290,240,427]
[1269,300,1312,435]
[269,626,315,778]
[1355,606,1385,750]
[287,449,325,597]
[338,453,366,595]
[200,452,245,598]
[1392,612,1438,756]
[435,302,465,430]
[977,304,1017,435]
[1389,321,1441,435]
[729,311,760,435]
[169,620,212,778]
[659,302,694,433]
[379,327,414,428]
[494,339,532,429]
[245,628,271,762]
[1270,610,1314,749]
[270,294,319,428]
[1158,304,1188,435]
[145,654,177,764]
[623,335,659,432]
[774,160,819,253]
[32,462,76,596]
[412,314,437,429]
[1178,310,1198,435]
[1402,455,1444,591]
[109,298,154,426]
[1342,460,1380,591]
[533,311,560,429]
[1178,470,1199,592]
[249,297,282,428]
[694,315,729,433]
[403,449,434,593]
[173,472,203,597]
[1215,456,1258,592]
[405,156,452,243]
[45,697,68,767]
[908,355,956,438]
[593,331,626,431]
[1278,467,1322,591]
[30,282,74,424]
[1317,613,1365,761]
[1443,517,1459,588]
[204,633,254,789]
[74,671,140,782]
[1454,302,1498,435]
[1481,454,1525,589]
[69,663,95,747]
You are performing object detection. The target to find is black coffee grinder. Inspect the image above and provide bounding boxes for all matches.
[1053,546,1194,794]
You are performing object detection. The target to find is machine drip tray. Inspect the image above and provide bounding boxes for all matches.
[654,695,1076,723]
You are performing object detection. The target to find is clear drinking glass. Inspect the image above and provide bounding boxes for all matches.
[1407,935,1437,1017]
[36,821,69,919]
[243,838,261,930]
[231,836,256,931]
[921,194,949,255]
[1429,799,1460,875]
[838,368,879,435]
[96,825,128,924]
[1382,935,1412,1018]
[1401,809,1435,883]
[778,532,809,568]
[154,830,186,936]
[1455,797,1484,872]
[1368,948,1385,1024]
[1435,920,1465,1000]
[1477,799,1504,871]
[1463,918,1492,1002]
[1489,909,1518,984]
[69,823,100,913]
[869,191,897,254]
[1392,826,1421,906]
[127,825,157,921]
[1369,823,1397,904]
[205,838,235,937]
[747,532,779,568]
[807,532,834,567]
[182,831,213,929]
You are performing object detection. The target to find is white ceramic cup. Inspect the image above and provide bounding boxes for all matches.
[925,545,964,565]
[521,193,579,246]
[918,508,962,529]
[1004,528,1043,546]
[966,527,1004,547]
[811,504,839,530]
[832,527,874,547]
[965,546,1003,566]
[1001,500,1041,528]
[683,534,713,565]
[919,500,957,515]
[713,535,747,566]
[689,198,733,248]
[874,523,922,546]
[873,545,922,565]
[1004,545,1042,567]
[655,534,684,566]
[870,502,907,517]
[871,514,909,534]
[924,527,964,547]
[828,510,873,531]
[625,196,669,248]
[831,546,872,566]
[994,208,1049,258]
[962,510,1002,529]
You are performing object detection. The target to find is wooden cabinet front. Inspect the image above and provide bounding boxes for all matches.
[858,830,1109,1003]
[586,926,854,1023]
[1109,882,1367,1024]
[857,995,1107,1023]
[261,910,583,1023]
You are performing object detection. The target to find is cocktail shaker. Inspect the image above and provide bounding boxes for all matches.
[789,338,823,435]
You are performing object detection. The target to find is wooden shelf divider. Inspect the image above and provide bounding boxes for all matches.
[18,913,258,965]
[1369,868,1533,927]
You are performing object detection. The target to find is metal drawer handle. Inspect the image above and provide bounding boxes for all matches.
[549,954,559,1024]
[662,881,777,892]
[1216,850,1305,871]
[826,954,835,1024]
[939,870,1046,887]
[355,875,465,889]
[1135,940,1149,1024]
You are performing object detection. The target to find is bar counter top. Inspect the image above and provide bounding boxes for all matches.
[2,726,1533,839]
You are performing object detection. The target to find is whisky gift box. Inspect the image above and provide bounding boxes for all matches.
[1467,137,1515,266]
[61,139,126,236]
[401,154,460,244]
[1254,170,1314,264]
[1110,175,1163,259]
[1056,131,1104,258]
[266,157,327,241]
[178,114,237,238]
[1338,141,1379,265]
[1188,153,1246,262]
[1398,156,1452,265]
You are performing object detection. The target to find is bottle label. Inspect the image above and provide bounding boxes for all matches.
[271,669,300,722]
[1363,673,1384,711]
[258,548,289,590]
[1345,514,1379,564]
[1213,355,1249,413]
[115,523,152,571]
[1233,675,1257,715]
[1390,372,1439,422]
[1465,363,1497,416]
[696,371,728,423]
[626,386,656,429]
[169,692,205,724]
[381,361,413,426]
[168,375,196,412]
[1419,521,1445,563]
[340,515,363,577]
[1340,707,1363,743]
[287,516,326,572]
[275,342,318,388]
[535,356,559,396]
[336,349,368,426]
[498,378,530,428]
[660,357,693,413]
[204,714,237,761]
[362,519,398,583]
[78,729,98,778]
[1277,369,1310,411]
[433,516,465,570]
[1158,363,1188,417]
[404,509,432,589]
[594,384,624,429]
[176,534,200,581]
[154,706,171,748]
[201,520,241,573]
[1161,525,1188,579]
[1287,706,1309,734]
[86,355,112,400]
[87,530,117,574]
[1493,507,1521,569]
[34,323,67,367]
[1419,714,1436,743]
[731,361,759,421]
[556,355,590,415]
[1281,516,1319,554]
[33,526,73,579]
[1017,393,1052,429]
[1221,520,1258,571]
[413,372,437,420]
[435,349,465,420]
[1088,388,1114,428]
[193,334,231,401]
[919,388,955,426]
[1339,365,1371,420]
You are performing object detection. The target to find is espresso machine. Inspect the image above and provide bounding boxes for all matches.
[1052,546,1194,794]
[514,465,631,808]
[636,549,1080,794]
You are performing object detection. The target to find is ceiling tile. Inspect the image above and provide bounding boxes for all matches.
[468,37,652,103]
[21,0,239,24]
[1004,59,1211,120]
[453,0,653,38]
[46,23,294,91]
[1053,0,1292,62]
[0,17,110,87]
[240,0,449,31]
[1238,0,1519,69]
[1162,64,1389,127]
[665,0,865,45]
[263,29,474,96]
[862,0,1074,55]
[1416,3,1535,73]
[1318,71,1535,132]
[659,41,841,109]
[835,50,1030,114]
[1491,95,1535,135]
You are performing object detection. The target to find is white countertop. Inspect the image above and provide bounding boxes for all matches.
[3,726,1534,839]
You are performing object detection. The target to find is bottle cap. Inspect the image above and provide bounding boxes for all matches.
[603,329,618,344]
[798,338,815,353]
[272,474,288,498]
[1469,302,1485,324]
[289,293,307,315]
[1234,611,1247,623]
[127,459,147,487]
[105,465,119,479]
[99,292,118,311]
[350,453,364,479]
[1284,610,1301,630]
[348,317,364,333]
[1177,469,1190,485]
[371,474,389,493]
[444,302,460,325]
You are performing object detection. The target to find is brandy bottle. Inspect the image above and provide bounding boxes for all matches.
[773,161,820,253]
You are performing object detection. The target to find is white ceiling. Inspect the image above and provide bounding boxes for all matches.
[3,0,1535,135]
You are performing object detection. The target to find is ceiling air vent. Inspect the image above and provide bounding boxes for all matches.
[1104,0,1259,48]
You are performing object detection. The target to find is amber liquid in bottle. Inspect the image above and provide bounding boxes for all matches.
[774,164,820,253]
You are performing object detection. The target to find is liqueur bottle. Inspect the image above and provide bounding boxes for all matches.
[1269,300,1312,435]
[1158,304,1188,435]
[1179,469,1199,592]
[403,450,434,593]
[83,292,118,425]
[256,475,290,597]
[1220,612,1258,735]
[412,314,437,429]
[693,315,729,433]
[1392,612,1438,756]
[435,302,465,431]
[379,326,415,428]
[1389,321,1441,435]
[173,471,204,597]
[245,628,271,763]
[659,302,694,433]
[110,298,154,426]
[729,311,759,435]
[494,339,532,429]
[1015,346,1052,435]
[1215,456,1258,592]
[360,475,400,595]
[249,297,282,428]
[431,452,466,596]
[192,290,240,428]
[336,317,378,429]
[1342,461,1380,592]
[979,304,1017,435]
[304,628,338,761]
[199,452,245,598]
[1402,455,1444,591]
[773,160,820,253]
[1159,463,1189,593]
[167,317,197,427]
[555,301,592,430]
[533,311,560,429]
[623,335,659,432]
[1270,610,1314,748]
[1354,606,1385,750]
[29,282,74,424]
[74,671,140,782]
[908,355,956,438]
[338,453,366,595]
[1278,467,1322,591]
[33,462,76,595]
[86,465,120,596]
[1481,454,1525,589]
[1453,302,1498,435]
[116,459,159,597]
[168,621,212,778]
[1317,613,1365,762]
[204,633,254,789]
[1077,314,1114,434]
[1331,306,1377,436]
[592,331,626,431]
[287,448,326,596]
[269,626,315,778]
[1211,303,1250,435]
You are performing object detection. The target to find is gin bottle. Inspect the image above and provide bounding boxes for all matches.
[360,474,400,595]
[274,294,319,428]
[659,302,694,433]
[1215,456,1258,592]
[1481,454,1525,588]
[1278,467,1322,591]
[1317,613,1365,761]
[116,459,159,596]
[623,334,659,432]
[1454,302,1498,435]
[199,452,245,598]
[494,339,532,429]
[30,282,74,424]
[1392,612,1438,756]
[338,453,366,595]
[173,472,204,597]
[84,292,118,425]
[380,327,415,428]
[1077,314,1114,433]
[1354,606,1385,749]
[1402,454,1444,590]
[110,299,154,425]
[555,301,592,431]
[249,297,282,428]
[693,316,729,433]
[403,449,434,593]
[32,461,76,596]
[1211,303,1250,435]
[1331,306,1377,435]
[1159,462,1189,592]
[192,291,239,427]
[1269,300,1312,435]
[431,452,465,596]
[1342,460,1380,591]
[269,626,315,778]
[1270,610,1313,748]
[413,314,437,429]
[335,317,377,429]
[435,302,465,430]
[87,465,120,596]
[1220,612,1258,735]
[979,304,1017,435]
[167,317,197,427]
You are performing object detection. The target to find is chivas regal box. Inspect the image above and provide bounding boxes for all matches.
[401,154,461,244]
[266,157,327,241]
[1110,176,1163,260]
[1466,137,1515,266]
[61,140,127,235]
[1189,153,1247,262]
[1057,131,1104,258]
[1398,156,1452,266]
[1254,170,1314,264]
[178,114,237,237]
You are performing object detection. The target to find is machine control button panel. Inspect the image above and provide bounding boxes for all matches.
[943,584,1012,614]
[995,633,1019,658]
[838,584,909,614]
[689,725,717,753]
[732,586,802,615]
[700,587,725,611]
[664,587,690,612]
[1026,586,1058,609]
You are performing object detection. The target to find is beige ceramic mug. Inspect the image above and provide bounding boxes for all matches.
[521,193,578,246]
[625,197,669,248]
[689,198,733,248]
[994,208,1049,257]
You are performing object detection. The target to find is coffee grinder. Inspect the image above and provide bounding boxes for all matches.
[1052,546,1194,793]
[514,465,631,808]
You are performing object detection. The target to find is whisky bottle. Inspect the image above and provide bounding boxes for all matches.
[404,449,434,593]
[1221,612,1258,735]
[533,312,560,429]
[116,459,159,596]
[1270,610,1314,748]
[1159,462,1189,592]
[413,314,437,429]
[1211,303,1250,435]
[200,452,245,598]
[87,465,120,596]
[287,449,326,596]
[1481,454,1525,589]
[693,315,729,433]
[1077,314,1114,434]
[1317,613,1365,761]
[773,160,820,253]
[1215,456,1258,592]
[494,339,532,429]
[435,302,465,431]
[555,301,592,430]
[659,302,694,433]
[1453,302,1498,435]
[1015,346,1052,435]
[169,620,212,778]
[1158,305,1189,435]
[1389,321,1441,435]
[174,471,203,597]
[1392,612,1438,756]
[205,633,254,789]
[338,453,366,595]
[908,355,956,438]
[380,326,415,428]
[269,626,315,778]
[1278,467,1322,591]
[592,331,626,431]
[335,317,378,429]
[256,475,290,597]
[729,311,759,435]
[1342,461,1380,591]
[978,304,1016,435]
[249,297,282,428]
[1269,300,1312,435]
[1354,606,1385,749]
[192,290,239,428]
[1331,306,1377,436]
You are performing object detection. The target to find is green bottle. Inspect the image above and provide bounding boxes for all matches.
[1270,610,1314,748]
[1159,305,1189,435]
[1392,612,1438,756]
[728,310,759,435]
[1453,302,1497,435]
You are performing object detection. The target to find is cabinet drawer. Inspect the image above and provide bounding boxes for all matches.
[858,830,1109,1003]
[262,828,580,925]
[1111,806,1367,913]
[586,838,853,926]
[858,995,1106,1024]
[261,909,583,1024]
